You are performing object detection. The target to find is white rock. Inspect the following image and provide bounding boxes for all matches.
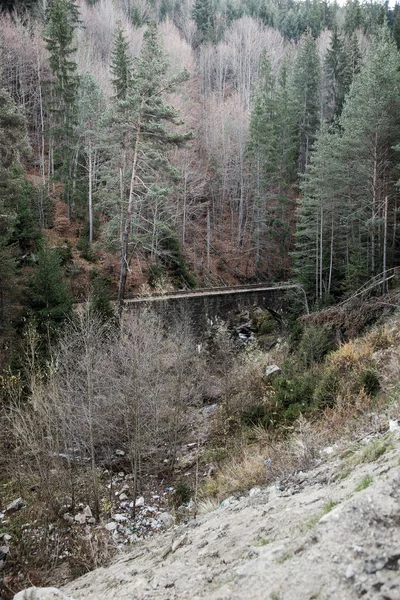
[83,505,92,519]
[220,496,236,508]
[345,565,356,579]
[13,587,75,600]
[265,365,281,378]
[389,419,400,432]
[321,446,335,455]
[6,497,25,513]
[249,487,261,497]
[62,513,74,525]
[158,512,174,529]
[74,513,86,525]
[135,496,145,508]
[113,514,128,523]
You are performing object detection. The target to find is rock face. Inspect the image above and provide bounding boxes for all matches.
[60,431,400,600]
[14,588,75,600]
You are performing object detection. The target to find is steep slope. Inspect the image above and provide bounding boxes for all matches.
[55,428,400,600]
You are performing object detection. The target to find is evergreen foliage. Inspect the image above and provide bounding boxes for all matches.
[110,24,132,101]
[0,89,40,329]
[323,28,353,121]
[24,246,73,339]
[45,0,80,214]
[294,27,400,302]
[192,0,216,45]
[293,29,321,173]
[107,22,192,312]
[89,270,115,323]
[45,0,80,132]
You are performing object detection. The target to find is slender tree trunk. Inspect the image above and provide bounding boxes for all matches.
[371,128,378,274]
[319,204,323,299]
[392,195,397,265]
[88,141,93,245]
[328,212,334,295]
[117,122,141,318]
[383,194,388,294]
[36,40,46,188]
[206,204,211,269]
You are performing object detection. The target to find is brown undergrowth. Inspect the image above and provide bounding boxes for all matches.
[200,313,400,501]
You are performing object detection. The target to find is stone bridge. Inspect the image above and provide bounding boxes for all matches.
[123,283,308,332]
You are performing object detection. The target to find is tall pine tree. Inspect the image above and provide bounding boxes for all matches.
[295,27,400,302]
[294,29,321,174]
[45,0,80,218]
[110,24,132,101]
[107,23,191,315]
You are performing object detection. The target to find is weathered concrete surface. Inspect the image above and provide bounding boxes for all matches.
[123,284,304,330]
[61,432,400,600]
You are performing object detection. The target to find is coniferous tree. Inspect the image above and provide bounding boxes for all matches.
[107,23,191,315]
[110,24,132,101]
[0,88,31,328]
[294,29,321,174]
[343,0,364,35]
[339,27,400,282]
[24,246,72,341]
[247,50,278,270]
[295,27,400,302]
[323,27,352,121]
[192,0,216,45]
[45,0,80,218]
[275,55,299,185]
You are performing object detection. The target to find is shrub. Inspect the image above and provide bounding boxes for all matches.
[89,271,115,323]
[76,236,97,262]
[172,478,193,507]
[158,226,197,289]
[241,403,267,427]
[313,366,340,409]
[55,241,73,266]
[147,263,165,288]
[298,326,333,367]
[271,368,318,425]
[358,368,380,396]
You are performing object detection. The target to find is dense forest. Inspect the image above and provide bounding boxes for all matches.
[1,0,400,357]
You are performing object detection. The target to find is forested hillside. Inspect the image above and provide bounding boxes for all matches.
[1,0,400,357]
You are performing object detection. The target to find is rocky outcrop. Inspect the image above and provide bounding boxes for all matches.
[15,429,400,600]
[58,430,400,599]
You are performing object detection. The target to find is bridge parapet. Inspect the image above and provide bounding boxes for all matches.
[123,284,305,332]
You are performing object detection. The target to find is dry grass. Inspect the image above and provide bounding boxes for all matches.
[201,315,400,501]
[201,417,322,500]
